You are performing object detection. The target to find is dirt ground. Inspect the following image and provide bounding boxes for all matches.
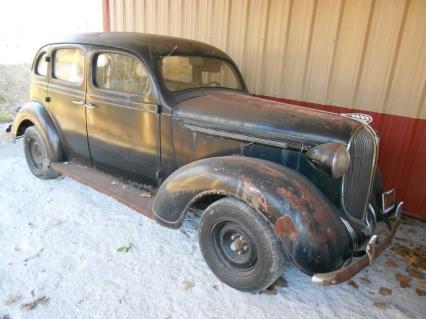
[0,125,425,319]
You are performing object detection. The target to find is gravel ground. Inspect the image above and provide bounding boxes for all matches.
[0,123,425,319]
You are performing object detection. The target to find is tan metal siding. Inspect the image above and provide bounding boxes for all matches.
[109,0,425,119]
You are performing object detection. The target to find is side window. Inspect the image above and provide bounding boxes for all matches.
[94,52,150,95]
[35,52,48,76]
[53,48,84,84]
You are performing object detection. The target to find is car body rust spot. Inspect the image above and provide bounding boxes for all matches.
[237,175,268,213]
[277,186,313,216]
[274,215,297,239]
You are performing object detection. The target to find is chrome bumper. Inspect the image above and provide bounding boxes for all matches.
[312,201,403,285]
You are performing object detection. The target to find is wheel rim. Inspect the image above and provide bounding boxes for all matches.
[29,138,43,169]
[210,219,257,273]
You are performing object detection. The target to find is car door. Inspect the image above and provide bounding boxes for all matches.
[47,45,91,163]
[30,48,49,104]
[85,47,161,183]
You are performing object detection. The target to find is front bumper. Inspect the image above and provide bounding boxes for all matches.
[312,201,403,285]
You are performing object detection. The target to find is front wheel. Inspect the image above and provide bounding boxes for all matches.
[198,197,284,292]
[23,126,60,179]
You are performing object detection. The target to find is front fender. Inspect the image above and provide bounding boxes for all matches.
[12,101,64,162]
[153,156,351,274]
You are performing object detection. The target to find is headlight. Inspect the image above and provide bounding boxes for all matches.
[305,143,350,179]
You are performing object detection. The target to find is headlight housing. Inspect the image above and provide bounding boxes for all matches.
[306,143,350,179]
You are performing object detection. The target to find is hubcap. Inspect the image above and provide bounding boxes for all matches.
[230,234,249,255]
[29,139,43,168]
[211,220,257,271]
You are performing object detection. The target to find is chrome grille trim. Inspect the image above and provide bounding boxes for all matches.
[340,217,358,250]
[341,125,378,222]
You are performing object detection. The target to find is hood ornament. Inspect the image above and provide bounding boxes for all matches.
[341,113,373,124]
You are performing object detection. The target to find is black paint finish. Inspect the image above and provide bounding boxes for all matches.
[153,156,351,274]
[12,32,384,277]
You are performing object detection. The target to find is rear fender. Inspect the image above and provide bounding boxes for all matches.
[153,156,351,274]
[12,101,64,162]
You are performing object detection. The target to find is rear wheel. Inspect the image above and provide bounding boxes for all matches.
[198,197,283,292]
[23,126,60,179]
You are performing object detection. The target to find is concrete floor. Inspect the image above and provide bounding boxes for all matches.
[1,125,425,319]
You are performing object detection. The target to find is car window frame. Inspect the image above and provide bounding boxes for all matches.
[50,45,86,88]
[89,48,154,100]
[157,54,244,94]
[34,51,49,77]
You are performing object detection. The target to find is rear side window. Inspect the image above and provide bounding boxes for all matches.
[53,48,84,84]
[94,52,150,95]
[35,52,48,76]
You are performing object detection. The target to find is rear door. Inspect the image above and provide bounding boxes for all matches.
[85,47,161,182]
[30,48,49,103]
[47,45,91,163]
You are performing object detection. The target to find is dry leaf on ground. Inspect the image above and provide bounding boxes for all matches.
[417,280,426,290]
[409,268,425,279]
[395,272,412,288]
[379,287,392,296]
[391,243,426,269]
[374,302,385,309]
[385,259,398,268]
[20,296,49,311]
[117,244,132,253]
[347,280,359,289]
[416,288,426,296]
[3,294,21,305]
[275,277,289,288]
[265,277,289,295]
[182,280,195,290]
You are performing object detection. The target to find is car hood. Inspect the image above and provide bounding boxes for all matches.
[174,92,362,148]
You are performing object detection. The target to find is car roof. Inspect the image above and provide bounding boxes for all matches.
[47,32,231,61]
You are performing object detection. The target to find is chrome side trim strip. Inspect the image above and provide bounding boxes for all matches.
[183,123,305,151]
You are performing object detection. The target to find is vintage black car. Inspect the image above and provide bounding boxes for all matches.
[11,32,402,292]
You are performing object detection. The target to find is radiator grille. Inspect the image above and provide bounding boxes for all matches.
[342,127,376,221]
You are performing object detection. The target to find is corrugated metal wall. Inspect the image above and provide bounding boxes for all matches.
[108,0,426,219]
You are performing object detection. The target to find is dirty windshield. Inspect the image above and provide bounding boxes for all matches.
[159,55,242,92]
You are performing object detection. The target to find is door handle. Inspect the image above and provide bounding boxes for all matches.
[85,103,98,109]
[72,100,85,105]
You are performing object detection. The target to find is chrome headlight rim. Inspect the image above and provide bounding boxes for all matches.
[306,143,351,179]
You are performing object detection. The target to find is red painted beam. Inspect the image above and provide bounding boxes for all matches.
[254,95,426,221]
[102,0,110,32]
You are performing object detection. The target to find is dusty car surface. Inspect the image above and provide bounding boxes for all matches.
[11,32,402,292]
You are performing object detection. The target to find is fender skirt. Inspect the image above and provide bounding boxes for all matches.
[153,156,352,274]
[12,101,64,162]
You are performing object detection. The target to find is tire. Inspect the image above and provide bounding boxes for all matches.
[23,126,60,179]
[198,197,284,292]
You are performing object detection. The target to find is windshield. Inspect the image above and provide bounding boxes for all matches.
[158,55,243,92]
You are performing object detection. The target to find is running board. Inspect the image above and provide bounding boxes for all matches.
[51,162,155,220]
